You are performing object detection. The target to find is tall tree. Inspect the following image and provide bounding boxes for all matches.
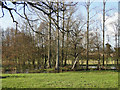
[102,0,106,68]
[55,1,60,72]
[61,1,65,67]
[70,19,83,70]
[64,4,76,66]
[48,2,52,68]
[86,0,90,70]
[110,21,119,68]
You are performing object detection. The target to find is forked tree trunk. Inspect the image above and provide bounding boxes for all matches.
[72,56,78,70]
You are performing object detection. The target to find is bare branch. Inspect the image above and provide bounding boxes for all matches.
[23,2,44,35]
[0,7,4,18]
[9,9,18,24]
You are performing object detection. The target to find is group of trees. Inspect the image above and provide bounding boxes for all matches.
[0,0,119,73]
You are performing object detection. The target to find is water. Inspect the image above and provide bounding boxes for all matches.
[89,66,97,69]
[82,66,116,69]
[110,66,116,69]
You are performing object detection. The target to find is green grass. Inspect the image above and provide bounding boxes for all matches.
[2,71,118,88]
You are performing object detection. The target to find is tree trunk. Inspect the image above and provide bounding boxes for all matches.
[97,47,101,70]
[72,56,78,70]
[55,1,59,73]
[48,2,52,68]
[102,0,106,69]
[44,54,47,69]
[64,26,69,66]
[32,60,35,70]
[86,1,90,70]
[61,2,65,67]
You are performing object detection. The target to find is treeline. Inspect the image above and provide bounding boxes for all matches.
[1,23,119,73]
[1,1,120,73]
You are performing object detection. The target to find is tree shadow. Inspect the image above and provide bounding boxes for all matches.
[0,76,26,79]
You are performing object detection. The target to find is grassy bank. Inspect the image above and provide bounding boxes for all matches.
[2,71,118,88]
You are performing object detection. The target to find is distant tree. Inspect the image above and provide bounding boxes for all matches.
[110,21,119,68]
[105,43,112,67]
[70,19,84,70]
[2,28,36,73]
[64,4,77,66]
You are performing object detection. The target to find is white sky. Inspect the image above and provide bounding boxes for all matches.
[98,12,118,47]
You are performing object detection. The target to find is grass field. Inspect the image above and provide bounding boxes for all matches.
[1,71,118,88]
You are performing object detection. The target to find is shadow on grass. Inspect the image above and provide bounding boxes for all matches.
[0,75,26,79]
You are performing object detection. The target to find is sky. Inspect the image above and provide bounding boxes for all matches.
[0,1,119,48]
[75,1,118,48]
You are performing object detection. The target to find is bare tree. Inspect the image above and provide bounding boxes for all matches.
[61,1,65,67]
[110,21,119,68]
[64,4,76,66]
[55,1,60,72]
[80,0,99,70]
[102,0,106,68]
[86,0,90,70]
[70,19,83,70]
[48,2,52,68]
